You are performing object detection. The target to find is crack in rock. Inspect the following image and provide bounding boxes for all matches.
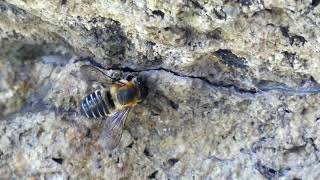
[75,57,258,94]
[76,57,320,96]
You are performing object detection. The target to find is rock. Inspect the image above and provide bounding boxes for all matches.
[1,0,320,179]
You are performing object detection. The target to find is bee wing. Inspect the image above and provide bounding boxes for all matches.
[80,65,115,86]
[96,108,131,150]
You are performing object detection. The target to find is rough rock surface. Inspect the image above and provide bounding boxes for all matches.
[1,0,320,179]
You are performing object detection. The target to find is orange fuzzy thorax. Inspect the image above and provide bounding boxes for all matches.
[110,81,140,110]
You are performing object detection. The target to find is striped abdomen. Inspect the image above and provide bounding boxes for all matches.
[81,90,115,118]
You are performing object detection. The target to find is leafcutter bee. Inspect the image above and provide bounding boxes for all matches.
[80,65,148,150]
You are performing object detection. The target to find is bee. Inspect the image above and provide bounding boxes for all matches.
[80,64,148,150]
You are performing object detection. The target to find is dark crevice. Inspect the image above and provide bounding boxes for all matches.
[207,155,234,162]
[206,28,222,40]
[291,35,306,46]
[168,100,179,110]
[167,158,179,167]
[124,67,258,94]
[126,141,134,148]
[311,0,320,7]
[52,157,64,164]
[148,170,158,179]
[152,10,165,19]
[75,56,258,94]
[284,144,306,154]
[190,0,204,9]
[305,137,319,151]
[292,178,302,180]
[60,0,67,5]
[95,158,102,169]
[76,57,320,95]
[143,147,152,157]
[213,49,248,68]
[85,128,91,138]
[280,26,306,46]
[213,8,227,20]
[282,51,296,68]
[280,26,290,38]
[254,162,284,180]
[238,0,253,6]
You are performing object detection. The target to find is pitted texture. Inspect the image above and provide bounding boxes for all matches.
[1,0,320,179]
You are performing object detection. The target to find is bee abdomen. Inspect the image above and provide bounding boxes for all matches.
[81,90,110,118]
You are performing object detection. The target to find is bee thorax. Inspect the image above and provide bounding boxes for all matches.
[117,88,137,105]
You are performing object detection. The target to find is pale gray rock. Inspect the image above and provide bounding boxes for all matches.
[1,0,320,179]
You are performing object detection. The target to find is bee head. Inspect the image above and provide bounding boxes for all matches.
[130,74,148,103]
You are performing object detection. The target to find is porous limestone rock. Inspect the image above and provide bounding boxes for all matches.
[1,0,320,179]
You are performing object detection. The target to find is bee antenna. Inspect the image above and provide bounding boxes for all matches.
[94,66,126,85]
